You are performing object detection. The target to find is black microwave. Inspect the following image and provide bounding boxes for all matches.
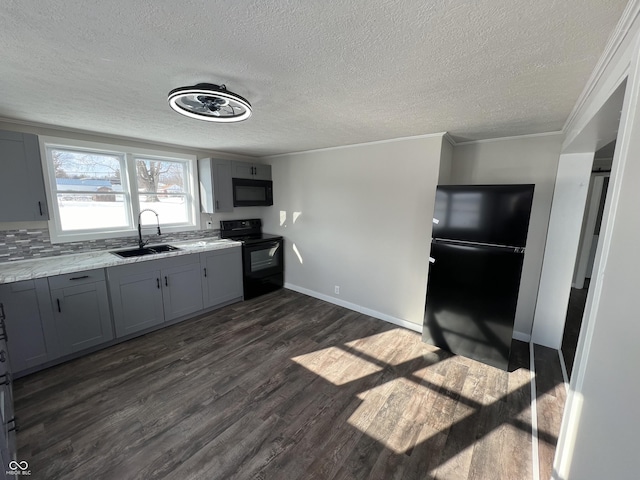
[232,178,273,207]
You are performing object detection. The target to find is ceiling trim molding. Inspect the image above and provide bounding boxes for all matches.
[454,131,563,146]
[563,0,640,134]
[442,132,457,146]
[0,116,258,161]
[262,132,448,160]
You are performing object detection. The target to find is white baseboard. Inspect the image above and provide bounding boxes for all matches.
[529,342,541,480]
[558,348,569,388]
[284,283,423,333]
[513,331,532,342]
[285,283,534,340]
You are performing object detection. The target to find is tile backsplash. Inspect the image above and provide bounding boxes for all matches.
[0,228,220,263]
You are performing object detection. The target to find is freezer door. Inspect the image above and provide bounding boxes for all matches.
[423,240,525,370]
[432,184,534,247]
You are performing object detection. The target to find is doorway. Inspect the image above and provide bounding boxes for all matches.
[561,143,613,377]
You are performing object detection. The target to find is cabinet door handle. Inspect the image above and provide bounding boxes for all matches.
[57,298,61,313]
[165,276,168,287]
[38,201,43,216]
[0,350,6,363]
[0,318,8,342]
[0,373,11,386]
[7,417,18,433]
[69,275,90,281]
[157,278,160,289]
[0,303,5,321]
[204,268,207,278]
[215,200,219,210]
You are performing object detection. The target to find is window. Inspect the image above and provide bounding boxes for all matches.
[135,158,189,226]
[41,137,199,243]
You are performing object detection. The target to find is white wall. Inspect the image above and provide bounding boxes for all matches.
[564,70,640,477]
[449,134,562,339]
[556,63,640,480]
[554,3,640,478]
[262,135,444,328]
[438,136,454,184]
[531,152,593,348]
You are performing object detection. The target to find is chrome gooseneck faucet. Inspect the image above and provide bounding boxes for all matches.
[138,209,161,248]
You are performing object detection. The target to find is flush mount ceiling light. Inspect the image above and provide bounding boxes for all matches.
[167,83,252,122]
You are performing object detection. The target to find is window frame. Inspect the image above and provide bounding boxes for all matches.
[40,136,200,244]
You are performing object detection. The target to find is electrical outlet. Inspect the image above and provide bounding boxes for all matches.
[206,220,213,229]
[335,285,340,295]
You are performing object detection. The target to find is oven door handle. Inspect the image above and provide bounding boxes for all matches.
[250,241,281,250]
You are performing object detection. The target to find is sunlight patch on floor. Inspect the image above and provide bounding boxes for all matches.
[343,328,424,366]
[347,377,476,454]
[291,346,382,386]
[429,443,475,478]
[508,371,533,392]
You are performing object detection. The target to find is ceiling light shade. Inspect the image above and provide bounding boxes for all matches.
[167,83,252,122]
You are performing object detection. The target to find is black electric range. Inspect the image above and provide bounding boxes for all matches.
[220,219,284,299]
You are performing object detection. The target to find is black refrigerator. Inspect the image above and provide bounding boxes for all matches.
[422,184,535,370]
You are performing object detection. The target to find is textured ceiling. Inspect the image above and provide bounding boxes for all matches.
[0,0,628,157]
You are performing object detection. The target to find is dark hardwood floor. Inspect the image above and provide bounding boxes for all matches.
[14,289,562,479]
[534,344,566,480]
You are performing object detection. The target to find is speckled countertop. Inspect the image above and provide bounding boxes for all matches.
[0,238,242,284]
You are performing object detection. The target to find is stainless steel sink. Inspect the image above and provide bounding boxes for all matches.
[112,245,180,258]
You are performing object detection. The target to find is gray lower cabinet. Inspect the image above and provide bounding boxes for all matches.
[108,255,203,337]
[201,247,243,308]
[108,265,164,337]
[0,129,49,221]
[0,248,243,378]
[0,279,59,374]
[162,260,203,321]
[0,311,16,470]
[48,269,114,356]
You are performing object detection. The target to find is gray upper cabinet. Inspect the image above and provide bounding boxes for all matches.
[48,269,114,356]
[0,130,49,221]
[0,279,59,375]
[232,161,272,181]
[198,158,233,213]
[201,247,243,309]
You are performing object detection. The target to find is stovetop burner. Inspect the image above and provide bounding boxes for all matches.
[220,219,282,245]
[225,232,283,245]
